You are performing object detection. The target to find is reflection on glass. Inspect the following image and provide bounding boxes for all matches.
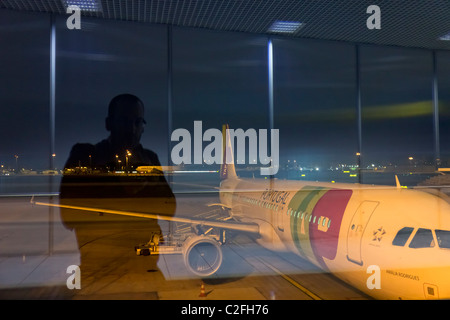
[437,51,450,166]
[360,45,434,186]
[409,228,435,248]
[59,94,176,277]
[3,7,450,302]
[273,37,357,182]
[392,227,414,246]
[0,10,52,194]
[172,27,269,190]
[436,229,450,249]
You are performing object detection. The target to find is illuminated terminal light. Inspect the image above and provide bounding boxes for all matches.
[61,0,102,12]
[267,21,303,34]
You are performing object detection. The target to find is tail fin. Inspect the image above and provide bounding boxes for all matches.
[220,124,237,180]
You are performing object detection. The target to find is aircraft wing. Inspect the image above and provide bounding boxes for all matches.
[30,197,260,234]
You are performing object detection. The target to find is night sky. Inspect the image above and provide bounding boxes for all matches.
[1,8,450,176]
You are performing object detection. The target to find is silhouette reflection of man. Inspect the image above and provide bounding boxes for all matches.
[59,94,175,289]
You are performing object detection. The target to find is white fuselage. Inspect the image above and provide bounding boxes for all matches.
[220,177,450,300]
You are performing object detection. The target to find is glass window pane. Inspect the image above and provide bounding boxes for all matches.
[273,38,357,182]
[0,10,51,194]
[360,45,433,185]
[409,228,435,248]
[435,229,450,249]
[55,17,169,172]
[172,27,268,191]
[437,51,450,167]
[52,16,173,296]
[0,10,77,293]
[392,227,414,246]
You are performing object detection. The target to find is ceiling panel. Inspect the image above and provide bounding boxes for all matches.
[1,0,450,50]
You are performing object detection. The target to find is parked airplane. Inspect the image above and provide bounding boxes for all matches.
[32,125,450,300]
[217,169,450,300]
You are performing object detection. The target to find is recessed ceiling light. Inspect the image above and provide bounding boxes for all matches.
[267,21,303,34]
[438,32,450,41]
[61,0,102,12]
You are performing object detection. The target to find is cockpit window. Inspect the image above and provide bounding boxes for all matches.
[392,227,414,246]
[409,228,435,249]
[435,229,450,249]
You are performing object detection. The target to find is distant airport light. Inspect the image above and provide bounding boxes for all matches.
[268,21,303,34]
[438,32,450,40]
[61,0,102,12]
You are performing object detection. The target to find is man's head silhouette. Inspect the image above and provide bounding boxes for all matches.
[105,93,147,150]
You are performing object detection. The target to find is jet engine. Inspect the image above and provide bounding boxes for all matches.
[182,235,223,277]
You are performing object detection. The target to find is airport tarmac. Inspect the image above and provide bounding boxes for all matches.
[0,192,370,300]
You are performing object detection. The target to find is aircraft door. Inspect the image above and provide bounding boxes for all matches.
[346,201,379,265]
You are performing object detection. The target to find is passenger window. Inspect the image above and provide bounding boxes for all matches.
[392,227,414,246]
[409,228,435,248]
[435,229,450,249]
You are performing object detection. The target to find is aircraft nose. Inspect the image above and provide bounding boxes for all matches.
[421,260,450,299]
